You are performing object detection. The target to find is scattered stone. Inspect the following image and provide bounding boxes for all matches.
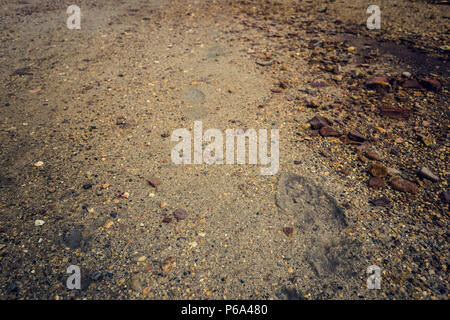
[309,80,329,88]
[137,256,147,262]
[348,131,366,142]
[162,217,172,223]
[366,76,390,89]
[34,220,45,226]
[116,116,126,126]
[189,241,198,248]
[271,87,282,93]
[308,116,330,129]
[420,78,441,91]
[387,167,402,176]
[379,106,410,120]
[162,257,176,272]
[365,151,381,161]
[340,135,363,145]
[173,208,187,221]
[82,184,92,190]
[319,126,340,137]
[419,167,440,182]
[283,227,294,237]
[369,177,386,189]
[369,163,388,178]
[11,66,33,76]
[256,60,272,66]
[147,177,161,188]
[104,220,114,229]
[402,79,421,89]
[390,177,419,194]
[417,134,435,147]
[110,211,118,218]
[369,197,391,207]
[34,161,44,167]
[402,72,412,78]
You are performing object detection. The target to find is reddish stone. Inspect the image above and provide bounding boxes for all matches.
[173,208,187,221]
[348,131,366,142]
[369,163,388,178]
[401,79,422,89]
[147,177,161,188]
[390,177,419,194]
[379,106,410,120]
[308,116,330,129]
[365,151,380,161]
[319,126,340,137]
[420,78,441,91]
[368,177,386,189]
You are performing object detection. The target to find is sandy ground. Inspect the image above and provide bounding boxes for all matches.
[0,0,448,299]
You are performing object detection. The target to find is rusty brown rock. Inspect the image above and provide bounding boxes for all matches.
[308,116,330,129]
[368,177,386,189]
[348,131,366,142]
[147,177,161,188]
[401,79,422,89]
[319,126,340,137]
[420,78,441,91]
[379,106,410,120]
[390,177,419,194]
[365,151,381,161]
[369,163,388,178]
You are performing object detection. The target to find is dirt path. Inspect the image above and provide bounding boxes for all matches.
[0,0,448,299]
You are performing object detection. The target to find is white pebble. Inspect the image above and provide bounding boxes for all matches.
[34,161,44,167]
[34,220,45,226]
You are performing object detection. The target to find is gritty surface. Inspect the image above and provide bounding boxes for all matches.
[0,0,449,300]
